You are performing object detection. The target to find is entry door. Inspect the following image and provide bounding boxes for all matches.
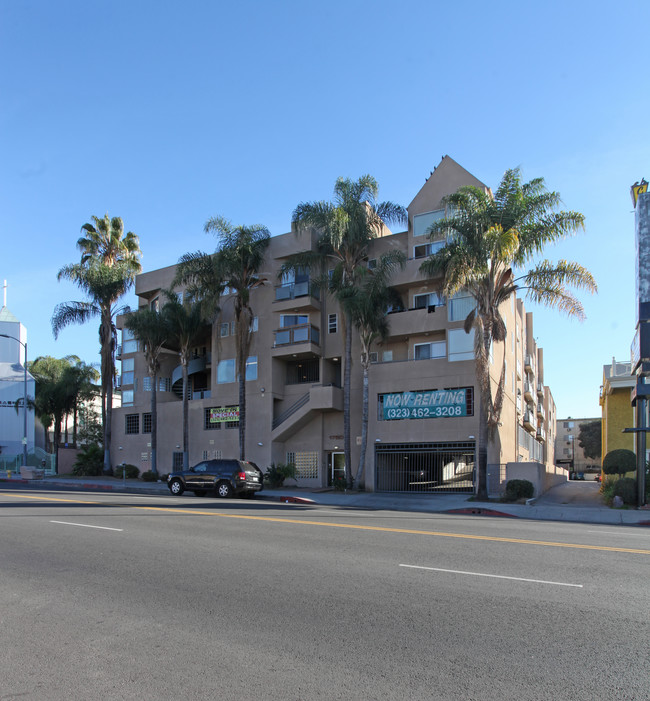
[329,452,345,485]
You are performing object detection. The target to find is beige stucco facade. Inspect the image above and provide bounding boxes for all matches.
[112,156,557,494]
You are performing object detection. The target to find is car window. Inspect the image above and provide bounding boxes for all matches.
[194,463,208,473]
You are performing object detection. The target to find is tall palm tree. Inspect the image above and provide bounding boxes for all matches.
[124,307,170,474]
[343,252,405,487]
[420,168,597,500]
[289,176,406,487]
[77,214,141,270]
[162,292,207,470]
[177,218,270,460]
[54,261,140,474]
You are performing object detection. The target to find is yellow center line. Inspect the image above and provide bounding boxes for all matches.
[5,492,650,555]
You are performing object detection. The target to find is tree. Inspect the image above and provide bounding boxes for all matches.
[54,216,141,473]
[420,168,597,500]
[162,292,207,470]
[577,420,602,461]
[124,307,170,474]
[177,218,270,460]
[28,355,81,472]
[289,176,407,487]
[63,359,100,448]
[343,253,405,487]
[602,448,636,477]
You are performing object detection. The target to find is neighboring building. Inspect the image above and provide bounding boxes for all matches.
[599,358,635,458]
[111,156,558,494]
[555,417,602,475]
[0,293,35,461]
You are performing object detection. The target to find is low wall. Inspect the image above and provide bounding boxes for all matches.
[56,447,80,475]
[506,461,568,497]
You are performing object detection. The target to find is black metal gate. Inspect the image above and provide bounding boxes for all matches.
[375,442,475,493]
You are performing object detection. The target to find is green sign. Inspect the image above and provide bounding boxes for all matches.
[382,389,467,420]
[209,406,239,423]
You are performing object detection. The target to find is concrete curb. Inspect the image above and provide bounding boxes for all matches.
[444,507,520,518]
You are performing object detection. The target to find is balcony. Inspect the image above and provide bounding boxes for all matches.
[525,354,534,372]
[386,306,446,340]
[536,403,545,419]
[537,381,544,397]
[516,358,522,380]
[536,426,546,442]
[523,410,536,432]
[116,344,122,360]
[524,381,533,401]
[272,324,321,358]
[273,281,320,312]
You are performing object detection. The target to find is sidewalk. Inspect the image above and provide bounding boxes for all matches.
[1,473,649,527]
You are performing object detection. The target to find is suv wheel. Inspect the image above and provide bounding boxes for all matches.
[169,479,184,496]
[216,481,233,498]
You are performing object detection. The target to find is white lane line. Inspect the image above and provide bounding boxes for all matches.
[50,521,123,532]
[399,564,583,588]
[588,530,650,537]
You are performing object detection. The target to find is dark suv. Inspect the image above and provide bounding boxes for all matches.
[167,459,264,498]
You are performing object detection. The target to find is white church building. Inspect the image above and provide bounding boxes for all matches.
[0,285,35,465]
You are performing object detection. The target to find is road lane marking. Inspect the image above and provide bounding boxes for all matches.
[4,493,650,555]
[587,530,650,537]
[50,520,123,532]
[399,564,583,588]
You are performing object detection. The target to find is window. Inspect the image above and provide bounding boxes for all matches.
[217,359,236,384]
[204,408,222,430]
[287,358,319,384]
[382,350,393,362]
[367,259,377,270]
[448,328,474,362]
[448,291,475,322]
[142,413,152,433]
[231,321,236,336]
[414,341,446,360]
[413,209,445,237]
[172,452,184,470]
[246,356,257,381]
[121,390,134,407]
[369,352,378,363]
[286,451,319,479]
[125,414,139,434]
[251,316,258,332]
[281,314,308,328]
[328,314,338,334]
[121,357,134,386]
[413,292,444,309]
[220,323,229,338]
[150,297,159,312]
[143,377,171,392]
[414,237,446,258]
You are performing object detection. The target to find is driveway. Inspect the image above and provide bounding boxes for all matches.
[536,480,603,507]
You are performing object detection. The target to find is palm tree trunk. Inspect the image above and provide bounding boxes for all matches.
[151,370,158,474]
[355,360,370,489]
[182,359,189,470]
[72,402,78,448]
[238,367,246,460]
[344,314,353,488]
[476,399,489,500]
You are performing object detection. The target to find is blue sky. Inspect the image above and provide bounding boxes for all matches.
[1,0,648,420]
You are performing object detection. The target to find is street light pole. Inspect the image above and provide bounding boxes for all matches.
[0,332,28,466]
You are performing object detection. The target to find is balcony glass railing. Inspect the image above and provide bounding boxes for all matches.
[274,324,320,347]
[275,281,319,301]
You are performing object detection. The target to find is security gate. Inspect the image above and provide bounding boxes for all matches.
[375,441,475,493]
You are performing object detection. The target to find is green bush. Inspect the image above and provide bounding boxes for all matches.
[72,443,104,476]
[603,477,637,506]
[602,449,636,477]
[331,475,352,492]
[503,479,534,502]
[141,470,159,482]
[113,463,139,479]
[264,462,297,488]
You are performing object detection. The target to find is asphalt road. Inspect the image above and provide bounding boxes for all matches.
[1,487,649,701]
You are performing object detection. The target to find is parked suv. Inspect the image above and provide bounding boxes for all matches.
[167,459,264,498]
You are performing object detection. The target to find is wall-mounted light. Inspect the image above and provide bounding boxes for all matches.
[375,438,381,442]
[257,442,263,446]
[260,387,265,393]
[468,435,475,439]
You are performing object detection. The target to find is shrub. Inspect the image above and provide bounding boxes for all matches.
[141,470,159,482]
[264,462,297,488]
[602,449,636,477]
[331,475,352,492]
[503,479,534,502]
[72,443,104,476]
[603,477,637,506]
[113,463,139,479]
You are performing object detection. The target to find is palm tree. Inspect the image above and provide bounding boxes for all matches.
[420,168,597,500]
[289,176,406,487]
[62,359,99,448]
[28,355,79,472]
[124,307,170,474]
[54,216,141,474]
[177,218,270,460]
[343,252,405,487]
[162,292,207,470]
[54,261,140,474]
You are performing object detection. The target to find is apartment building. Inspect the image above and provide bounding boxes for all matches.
[600,358,635,456]
[555,417,601,475]
[112,156,556,494]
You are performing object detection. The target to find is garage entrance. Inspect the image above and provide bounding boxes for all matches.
[375,441,475,493]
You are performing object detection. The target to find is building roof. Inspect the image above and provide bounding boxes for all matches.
[0,306,20,323]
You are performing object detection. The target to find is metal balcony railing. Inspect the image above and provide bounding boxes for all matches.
[274,324,320,347]
[275,281,319,301]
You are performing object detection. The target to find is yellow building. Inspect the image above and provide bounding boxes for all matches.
[600,358,635,459]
